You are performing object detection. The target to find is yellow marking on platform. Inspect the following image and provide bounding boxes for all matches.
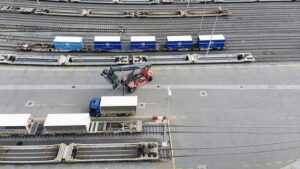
[34,118,46,121]
[287,160,293,163]
[168,120,176,169]
[180,115,187,119]
[243,164,251,168]
[187,168,194,169]
[61,68,72,72]
[44,68,55,71]
[0,68,9,70]
[255,164,262,167]
[278,64,300,67]
[276,161,283,164]
[169,116,177,119]
[30,68,40,71]
[266,162,272,166]
[288,117,295,120]
[13,68,26,71]
[178,67,190,70]
[278,117,286,120]
[78,68,88,71]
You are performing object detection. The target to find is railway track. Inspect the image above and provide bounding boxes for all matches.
[0,142,165,163]
[0,124,166,141]
[0,2,298,64]
[0,24,299,34]
[0,14,298,27]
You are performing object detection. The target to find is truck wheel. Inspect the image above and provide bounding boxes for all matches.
[148,76,153,81]
[128,87,136,93]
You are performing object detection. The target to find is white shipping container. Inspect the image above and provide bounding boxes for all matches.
[131,36,156,42]
[0,114,35,134]
[100,96,138,115]
[44,113,90,134]
[54,36,83,43]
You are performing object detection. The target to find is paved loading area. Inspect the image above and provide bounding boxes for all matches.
[1,63,300,169]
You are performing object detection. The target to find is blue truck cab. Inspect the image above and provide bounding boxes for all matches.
[89,98,101,116]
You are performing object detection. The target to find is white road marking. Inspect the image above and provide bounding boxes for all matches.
[34,104,46,107]
[0,105,16,110]
[59,104,76,106]
[168,86,172,96]
[0,85,110,90]
[0,108,15,111]
[1,84,300,90]
[0,107,15,110]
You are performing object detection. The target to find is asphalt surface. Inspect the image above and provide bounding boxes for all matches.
[1,63,300,169]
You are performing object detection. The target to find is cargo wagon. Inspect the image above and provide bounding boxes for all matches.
[94,36,122,50]
[53,36,84,50]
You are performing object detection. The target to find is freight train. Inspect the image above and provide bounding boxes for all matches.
[18,34,227,52]
[0,113,143,136]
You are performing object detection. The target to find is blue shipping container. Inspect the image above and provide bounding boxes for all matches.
[130,36,156,50]
[167,36,193,49]
[54,36,84,50]
[198,34,226,48]
[94,36,121,50]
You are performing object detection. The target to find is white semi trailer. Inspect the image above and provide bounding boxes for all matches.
[89,96,138,116]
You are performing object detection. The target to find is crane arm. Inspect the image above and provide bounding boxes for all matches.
[100,63,152,90]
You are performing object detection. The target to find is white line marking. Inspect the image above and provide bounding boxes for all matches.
[0,108,15,110]
[34,104,46,107]
[1,84,300,90]
[168,86,172,96]
[0,109,15,111]
[59,104,75,106]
